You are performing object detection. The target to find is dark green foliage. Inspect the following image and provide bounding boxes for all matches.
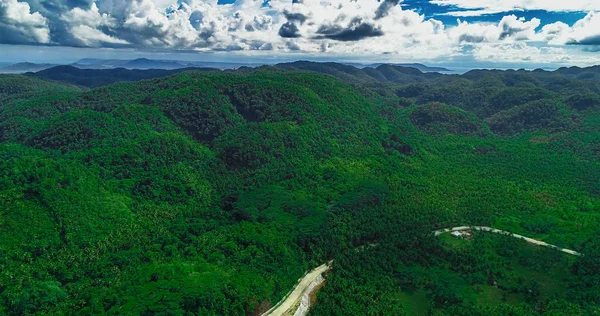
[382,133,413,155]
[565,93,600,110]
[13,281,67,314]
[486,99,572,135]
[411,103,489,136]
[26,110,125,152]
[569,234,600,305]
[152,84,242,142]
[485,87,555,117]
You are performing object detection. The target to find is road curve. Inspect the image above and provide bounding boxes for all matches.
[262,262,331,316]
[434,226,580,256]
[265,226,580,315]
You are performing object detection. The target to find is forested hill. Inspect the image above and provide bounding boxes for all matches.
[26,65,219,88]
[274,61,444,85]
[0,75,82,104]
[1,66,600,315]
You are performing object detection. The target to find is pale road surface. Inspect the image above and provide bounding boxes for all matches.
[262,263,330,316]
[265,226,581,316]
[434,226,581,256]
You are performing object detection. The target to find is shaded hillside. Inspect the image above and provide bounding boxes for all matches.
[411,103,489,137]
[27,65,220,88]
[273,61,444,97]
[275,61,386,84]
[368,63,452,73]
[486,99,572,135]
[275,60,442,85]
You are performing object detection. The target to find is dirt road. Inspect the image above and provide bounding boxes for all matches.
[262,263,330,316]
[434,226,580,256]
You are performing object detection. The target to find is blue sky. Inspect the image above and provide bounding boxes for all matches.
[400,1,587,25]
[1,0,599,68]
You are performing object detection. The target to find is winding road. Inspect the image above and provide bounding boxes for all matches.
[434,226,580,256]
[261,263,331,316]
[263,226,580,316]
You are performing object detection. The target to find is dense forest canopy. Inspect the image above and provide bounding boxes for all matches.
[1,63,599,315]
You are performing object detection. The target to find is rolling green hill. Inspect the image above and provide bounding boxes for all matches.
[0,75,82,104]
[1,66,599,315]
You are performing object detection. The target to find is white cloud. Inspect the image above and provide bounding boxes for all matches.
[448,15,540,44]
[68,25,129,46]
[470,41,600,65]
[540,12,600,46]
[0,0,50,44]
[498,15,541,40]
[62,2,115,29]
[61,3,128,46]
[472,42,566,63]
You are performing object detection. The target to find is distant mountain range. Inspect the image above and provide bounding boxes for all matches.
[73,58,194,70]
[0,58,455,74]
[0,58,258,74]
[27,65,219,88]
[20,60,600,95]
[72,58,262,70]
[367,63,452,73]
[0,62,57,73]
[273,61,445,89]
[20,61,451,89]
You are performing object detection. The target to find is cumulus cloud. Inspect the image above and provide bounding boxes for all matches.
[0,0,599,65]
[61,3,127,46]
[449,15,540,43]
[279,22,301,38]
[375,0,400,20]
[0,0,50,44]
[315,18,384,41]
[540,12,600,47]
[498,15,540,41]
[283,10,308,24]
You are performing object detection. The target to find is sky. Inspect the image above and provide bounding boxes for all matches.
[1,0,600,68]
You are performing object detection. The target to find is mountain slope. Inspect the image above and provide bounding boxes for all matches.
[0,74,81,104]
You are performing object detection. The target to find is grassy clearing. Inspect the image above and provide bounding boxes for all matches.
[395,290,429,315]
